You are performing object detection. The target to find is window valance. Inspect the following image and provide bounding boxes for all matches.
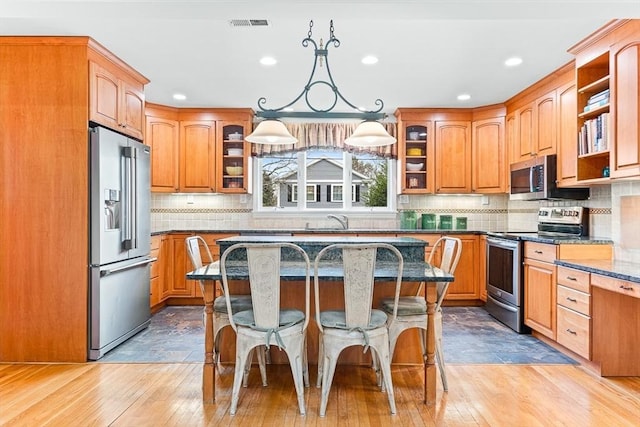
[250,122,397,158]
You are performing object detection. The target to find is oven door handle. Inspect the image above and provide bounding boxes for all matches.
[487,294,518,313]
[487,237,519,250]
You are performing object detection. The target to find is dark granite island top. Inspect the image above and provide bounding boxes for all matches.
[216,235,429,263]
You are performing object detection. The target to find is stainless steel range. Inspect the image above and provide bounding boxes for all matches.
[485,207,589,333]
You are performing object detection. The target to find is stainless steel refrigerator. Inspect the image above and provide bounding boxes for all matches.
[88,125,153,360]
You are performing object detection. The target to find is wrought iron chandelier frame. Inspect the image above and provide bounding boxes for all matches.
[254,20,387,121]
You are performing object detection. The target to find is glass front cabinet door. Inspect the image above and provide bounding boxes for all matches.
[400,122,433,193]
[217,122,251,193]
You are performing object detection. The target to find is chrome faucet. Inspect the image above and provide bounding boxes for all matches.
[327,214,349,230]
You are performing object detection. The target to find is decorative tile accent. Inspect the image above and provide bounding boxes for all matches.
[152,208,252,214]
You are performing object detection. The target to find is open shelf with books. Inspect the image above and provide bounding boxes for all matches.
[576,52,611,182]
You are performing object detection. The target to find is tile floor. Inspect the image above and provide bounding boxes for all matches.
[98,306,576,365]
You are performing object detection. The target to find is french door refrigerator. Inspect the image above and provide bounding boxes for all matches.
[88,125,152,360]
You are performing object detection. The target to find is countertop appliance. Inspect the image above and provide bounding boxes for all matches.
[510,155,590,201]
[485,207,588,333]
[89,125,153,360]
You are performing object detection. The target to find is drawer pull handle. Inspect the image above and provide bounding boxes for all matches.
[619,285,634,291]
[566,329,577,335]
[534,250,543,254]
[566,276,577,281]
[566,297,577,303]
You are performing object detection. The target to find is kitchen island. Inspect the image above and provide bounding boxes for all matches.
[186,235,454,405]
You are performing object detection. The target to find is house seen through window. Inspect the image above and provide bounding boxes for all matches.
[257,147,394,212]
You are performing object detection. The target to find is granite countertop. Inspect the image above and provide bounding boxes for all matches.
[518,234,613,245]
[555,259,640,284]
[152,229,483,236]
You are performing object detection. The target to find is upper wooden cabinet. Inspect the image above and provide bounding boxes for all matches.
[395,108,505,195]
[472,116,506,193]
[569,19,640,182]
[179,120,217,192]
[145,105,179,192]
[611,39,640,179]
[89,60,146,140]
[435,120,472,193]
[145,106,253,193]
[512,89,557,163]
[556,81,580,187]
[217,121,252,193]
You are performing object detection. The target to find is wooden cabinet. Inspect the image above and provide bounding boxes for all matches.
[523,242,557,339]
[591,272,640,376]
[217,121,252,192]
[479,234,487,302]
[556,81,581,187]
[575,52,611,183]
[0,36,148,362]
[443,234,479,301]
[89,60,146,140]
[169,233,194,296]
[472,116,506,193]
[435,120,472,193]
[145,105,179,192]
[395,117,434,193]
[179,120,217,192]
[556,266,591,359]
[513,90,557,163]
[150,235,163,309]
[145,106,254,193]
[610,39,640,179]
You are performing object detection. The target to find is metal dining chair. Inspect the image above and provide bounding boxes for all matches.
[379,236,462,391]
[220,242,311,416]
[314,243,404,417]
[185,236,267,387]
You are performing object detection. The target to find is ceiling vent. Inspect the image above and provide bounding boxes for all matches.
[229,19,270,27]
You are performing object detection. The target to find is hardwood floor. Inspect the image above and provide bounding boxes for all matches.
[1,362,639,426]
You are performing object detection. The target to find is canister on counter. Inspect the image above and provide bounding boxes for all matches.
[421,213,436,230]
[400,210,418,229]
[456,217,467,230]
[438,215,453,230]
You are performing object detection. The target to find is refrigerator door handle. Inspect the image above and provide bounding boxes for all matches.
[122,146,135,250]
[100,257,156,277]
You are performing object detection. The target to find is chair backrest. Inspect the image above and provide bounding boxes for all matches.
[220,242,311,332]
[427,236,462,308]
[185,236,214,269]
[314,243,404,330]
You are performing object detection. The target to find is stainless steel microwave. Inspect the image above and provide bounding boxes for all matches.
[509,155,590,201]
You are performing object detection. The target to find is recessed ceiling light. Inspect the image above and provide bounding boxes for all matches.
[505,57,523,67]
[361,55,378,65]
[283,107,294,112]
[457,94,471,101]
[173,93,187,101]
[260,56,277,66]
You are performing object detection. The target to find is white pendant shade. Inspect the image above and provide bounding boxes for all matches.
[344,121,396,147]
[245,120,298,145]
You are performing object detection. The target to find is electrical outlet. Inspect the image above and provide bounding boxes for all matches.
[186,194,194,205]
[399,195,409,204]
[481,196,489,205]
[240,194,247,204]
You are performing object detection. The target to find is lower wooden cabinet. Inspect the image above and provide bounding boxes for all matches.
[523,242,558,339]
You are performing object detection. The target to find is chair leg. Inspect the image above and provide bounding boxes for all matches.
[302,335,310,388]
[256,346,268,386]
[373,342,396,415]
[316,334,324,388]
[435,339,448,392]
[284,334,307,416]
[230,340,253,415]
[319,345,340,417]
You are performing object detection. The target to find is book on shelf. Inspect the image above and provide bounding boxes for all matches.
[578,112,609,155]
[583,99,609,112]
[588,88,610,103]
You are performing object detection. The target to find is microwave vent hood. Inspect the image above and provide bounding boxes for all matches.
[509,155,590,201]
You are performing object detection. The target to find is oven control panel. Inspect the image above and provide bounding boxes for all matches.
[537,206,584,224]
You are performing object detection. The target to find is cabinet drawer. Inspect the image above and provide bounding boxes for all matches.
[557,285,590,316]
[557,305,590,359]
[591,274,639,299]
[150,257,159,279]
[557,266,590,293]
[151,234,162,250]
[524,242,557,263]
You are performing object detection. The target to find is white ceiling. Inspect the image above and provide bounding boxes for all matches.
[2,1,640,116]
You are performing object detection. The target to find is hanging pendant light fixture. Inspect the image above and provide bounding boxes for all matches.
[246,20,396,147]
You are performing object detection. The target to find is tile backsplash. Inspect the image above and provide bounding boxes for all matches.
[151,180,639,263]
